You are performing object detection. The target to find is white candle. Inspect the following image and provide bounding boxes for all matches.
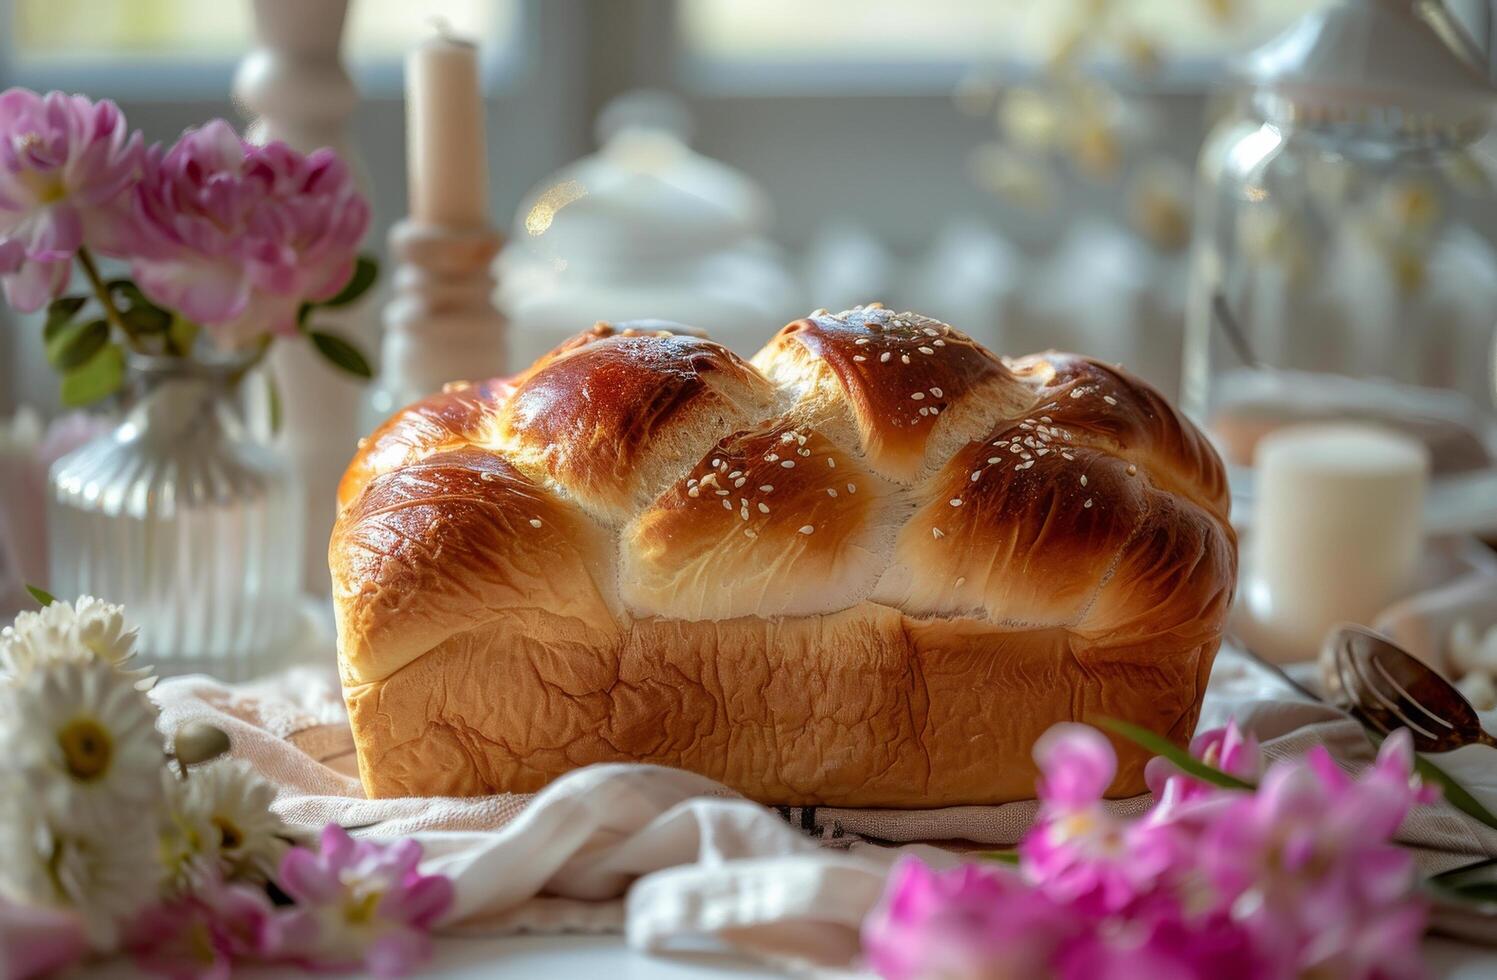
[1236,423,1429,663]
[406,32,489,229]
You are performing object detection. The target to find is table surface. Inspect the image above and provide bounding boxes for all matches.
[82,933,1497,978]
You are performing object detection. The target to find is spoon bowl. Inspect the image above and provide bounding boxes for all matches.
[1319,624,1497,753]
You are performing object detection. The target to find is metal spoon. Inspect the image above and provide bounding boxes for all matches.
[1320,624,1497,753]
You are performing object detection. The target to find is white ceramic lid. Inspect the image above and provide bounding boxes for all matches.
[1243,0,1496,126]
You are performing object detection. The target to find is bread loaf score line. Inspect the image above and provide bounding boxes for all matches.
[331,306,1237,807]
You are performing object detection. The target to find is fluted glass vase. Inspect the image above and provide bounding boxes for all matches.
[47,355,304,679]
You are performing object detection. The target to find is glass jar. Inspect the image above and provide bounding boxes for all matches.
[47,355,304,679]
[1182,0,1497,531]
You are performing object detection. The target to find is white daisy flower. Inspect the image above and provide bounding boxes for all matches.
[2,656,165,822]
[159,760,292,894]
[0,595,144,681]
[0,782,160,950]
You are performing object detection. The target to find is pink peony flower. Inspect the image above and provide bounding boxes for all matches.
[0,895,87,980]
[1021,724,1177,913]
[127,877,273,980]
[0,88,143,311]
[862,857,1079,980]
[129,120,369,348]
[269,825,453,978]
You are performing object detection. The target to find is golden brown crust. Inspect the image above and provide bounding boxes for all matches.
[331,307,1237,807]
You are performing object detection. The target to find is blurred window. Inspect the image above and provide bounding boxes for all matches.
[677,0,1324,86]
[9,0,519,81]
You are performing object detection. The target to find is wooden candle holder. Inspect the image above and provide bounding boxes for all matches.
[374,219,508,414]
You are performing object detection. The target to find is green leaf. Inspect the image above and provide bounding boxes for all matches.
[25,584,56,607]
[265,371,283,435]
[108,280,172,334]
[296,303,313,330]
[1098,717,1256,790]
[45,318,109,371]
[44,295,88,340]
[308,330,372,380]
[977,849,1021,865]
[167,315,199,356]
[321,255,378,308]
[1413,753,1497,833]
[1426,858,1497,907]
[60,343,125,407]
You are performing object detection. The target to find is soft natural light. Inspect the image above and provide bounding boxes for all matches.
[12,0,517,64]
[677,0,1323,63]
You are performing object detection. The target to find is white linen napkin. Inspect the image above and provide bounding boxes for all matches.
[150,630,1497,977]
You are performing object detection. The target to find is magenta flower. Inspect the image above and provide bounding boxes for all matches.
[127,878,274,980]
[862,857,1079,980]
[129,120,369,348]
[269,825,453,978]
[1147,719,1262,804]
[0,89,143,311]
[1197,734,1429,979]
[1021,724,1177,913]
[0,895,87,980]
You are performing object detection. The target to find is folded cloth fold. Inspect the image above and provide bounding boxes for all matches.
[151,641,1497,976]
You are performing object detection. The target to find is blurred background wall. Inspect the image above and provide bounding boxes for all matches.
[2,0,1494,413]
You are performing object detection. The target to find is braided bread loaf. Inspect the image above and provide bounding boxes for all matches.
[332,306,1236,806]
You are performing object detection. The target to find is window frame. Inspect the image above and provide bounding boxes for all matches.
[0,0,532,100]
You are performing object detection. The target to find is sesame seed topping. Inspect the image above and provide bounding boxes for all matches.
[767,453,780,462]
[1080,475,1088,487]
[759,484,774,492]
[930,387,943,397]
[1040,416,1052,423]
[1084,498,1094,508]
[711,459,721,468]
[933,339,946,346]
[932,527,945,539]
[1126,464,1137,475]
[949,498,963,507]
[1037,448,1049,456]
[740,508,749,521]
[827,488,838,497]
[781,460,795,468]
[880,352,892,363]
[955,576,966,587]
[798,525,815,535]
[758,502,770,514]
[923,327,939,336]
[970,470,982,481]
[529,518,543,528]
[853,355,867,362]
[911,392,925,400]
[716,489,730,496]
[901,354,911,364]
[1017,460,1034,469]
[722,499,732,510]
[930,406,939,415]
[797,448,811,457]
[688,487,700,497]
[919,407,930,417]
[855,337,870,345]
[847,483,857,493]
[1062,452,1075,460]
[1071,389,1084,399]
[827,458,836,468]
[734,477,746,488]
[1104,395,1118,405]
[744,528,757,539]
[987,457,1000,464]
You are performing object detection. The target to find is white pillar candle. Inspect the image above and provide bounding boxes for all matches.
[1237,423,1429,663]
[406,32,489,229]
